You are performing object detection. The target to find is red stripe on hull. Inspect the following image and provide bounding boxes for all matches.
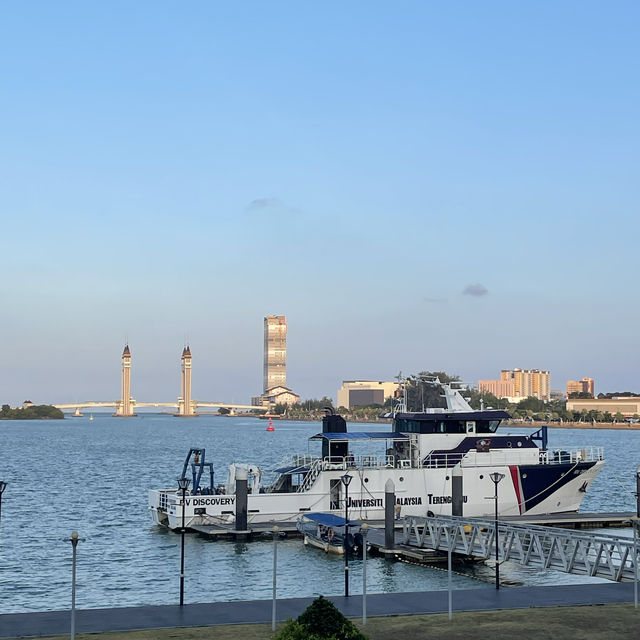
[509,465,523,515]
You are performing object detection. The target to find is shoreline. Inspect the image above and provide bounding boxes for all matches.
[270,416,640,430]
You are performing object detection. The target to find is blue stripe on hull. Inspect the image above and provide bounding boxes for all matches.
[518,461,596,512]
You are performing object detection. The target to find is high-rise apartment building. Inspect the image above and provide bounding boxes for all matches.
[566,377,595,397]
[263,315,287,393]
[500,368,551,401]
[478,379,515,399]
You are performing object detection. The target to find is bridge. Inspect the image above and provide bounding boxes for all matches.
[402,514,640,582]
[54,401,267,413]
[52,345,270,416]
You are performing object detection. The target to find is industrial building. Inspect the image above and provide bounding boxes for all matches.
[337,380,399,409]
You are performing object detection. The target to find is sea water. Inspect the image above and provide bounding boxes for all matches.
[0,415,638,613]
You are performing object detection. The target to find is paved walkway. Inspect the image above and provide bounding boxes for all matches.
[0,582,636,639]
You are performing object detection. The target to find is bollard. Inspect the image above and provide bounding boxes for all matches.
[384,479,395,551]
[452,464,463,517]
[235,466,248,538]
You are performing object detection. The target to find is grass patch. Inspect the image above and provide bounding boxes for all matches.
[20,604,640,640]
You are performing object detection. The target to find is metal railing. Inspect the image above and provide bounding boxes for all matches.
[422,446,604,469]
[403,514,638,582]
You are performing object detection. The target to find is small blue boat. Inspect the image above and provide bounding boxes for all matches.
[297,512,363,555]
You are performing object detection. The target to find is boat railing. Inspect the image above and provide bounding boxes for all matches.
[158,491,169,510]
[541,446,604,464]
[422,446,605,469]
[319,454,407,471]
[273,454,320,470]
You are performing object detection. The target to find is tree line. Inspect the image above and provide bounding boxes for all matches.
[0,404,64,420]
[270,371,639,423]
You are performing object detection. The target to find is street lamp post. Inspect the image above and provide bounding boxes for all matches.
[177,476,190,606]
[272,525,279,631]
[63,531,84,640]
[447,524,453,620]
[361,522,369,624]
[0,481,7,528]
[635,466,640,609]
[489,472,505,590]
[341,473,352,597]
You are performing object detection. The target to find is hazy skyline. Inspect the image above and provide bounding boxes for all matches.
[1,2,638,406]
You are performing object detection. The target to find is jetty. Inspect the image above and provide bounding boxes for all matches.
[190,511,634,540]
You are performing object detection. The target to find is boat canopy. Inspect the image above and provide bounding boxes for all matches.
[301,512,359,527]
[310,431,409,441]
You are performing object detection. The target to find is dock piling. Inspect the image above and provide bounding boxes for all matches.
[452,464,463,517]
[384,479,395,552]
[235,466,248,539]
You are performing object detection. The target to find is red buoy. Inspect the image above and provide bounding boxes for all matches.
[266,416,275,431]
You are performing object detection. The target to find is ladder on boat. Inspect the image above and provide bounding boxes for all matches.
[402,514,639,582]
[297,459,323,493]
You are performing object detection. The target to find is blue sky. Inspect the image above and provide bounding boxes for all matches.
[1,1,638,405]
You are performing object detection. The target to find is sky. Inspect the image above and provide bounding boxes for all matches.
[1,1,638,406]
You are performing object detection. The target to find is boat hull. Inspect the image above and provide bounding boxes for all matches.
[149,458,604,530]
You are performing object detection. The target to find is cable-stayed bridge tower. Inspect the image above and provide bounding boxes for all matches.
[114,345,136,417]
[177,346,197,416]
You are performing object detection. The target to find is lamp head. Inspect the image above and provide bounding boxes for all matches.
[489,472,505,484]
[177,477,190,491]
[341,473,353,488]
[71,531,79,540]
[0,481,7,494]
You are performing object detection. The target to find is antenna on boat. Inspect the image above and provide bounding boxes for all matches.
[393,371,407,415]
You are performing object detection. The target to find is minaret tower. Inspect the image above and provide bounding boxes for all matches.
[178,346,196,416]
[114,344,135,417]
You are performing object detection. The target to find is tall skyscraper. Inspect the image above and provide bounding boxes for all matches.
[263,315,287,392]
[114,344,135,416]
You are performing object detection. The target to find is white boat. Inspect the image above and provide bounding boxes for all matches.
[149,381,604,531]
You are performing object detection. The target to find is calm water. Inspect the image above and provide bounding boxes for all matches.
[0,415,639,614]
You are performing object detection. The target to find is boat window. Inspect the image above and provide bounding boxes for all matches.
[476,420,501,433]
[395,418,467,434]
[395,419,427,433]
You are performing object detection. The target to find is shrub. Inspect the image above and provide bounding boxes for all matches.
[272,595,368,640]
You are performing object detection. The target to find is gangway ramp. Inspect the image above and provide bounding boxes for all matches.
[402,515,640,582]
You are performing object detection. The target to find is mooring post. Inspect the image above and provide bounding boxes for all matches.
[452,464,463,517]
[385,479,395,551]
[235,466,248,539]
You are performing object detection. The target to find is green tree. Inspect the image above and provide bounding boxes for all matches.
[405,371,462,411]
[273,595,368,640]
